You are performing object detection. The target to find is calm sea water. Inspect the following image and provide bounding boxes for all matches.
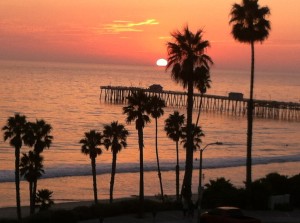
[0,60,299,207]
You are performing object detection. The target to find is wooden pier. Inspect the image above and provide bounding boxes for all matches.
[100,86,300,121]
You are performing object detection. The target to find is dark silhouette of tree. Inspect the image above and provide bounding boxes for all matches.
[181,124,205,152]
[24,120,53,154]
[195,66,211,127]
[35,189,54,212]
[23,119,53,214]
[2,113,27,222]
[203,178,240,208]
[103,121,129,203]
[123,90,151,217]
[229,0,271,191]
[19,151,44,215]
[148,95,166,201]
[289,174,300,207]
[79,130,103,205]
[166,25,213,202]
[164,111,185,202]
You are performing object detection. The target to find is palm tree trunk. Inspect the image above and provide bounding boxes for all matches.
[182,81,194,202]
[15,147,22,222]
[137,124,144,217]
[246,40,255,193]
[155,118,164,202]
[32,179,37,214]
[175,140,180,202]
[91,157,98,205]
[195,94,203,127]
[110,152,117,203]
[29,181,33,215]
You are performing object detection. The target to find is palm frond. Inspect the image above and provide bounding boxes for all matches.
[229,0,271,43]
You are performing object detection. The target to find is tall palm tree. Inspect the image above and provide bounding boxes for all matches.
[180,124,205,210]
[164,111,185,202]
[195,66,212,127]
[23,119,53,214]
[229,0,271,190]
[148,95,166,201]
[19,151,44,215]
[123,90,151,216]
[103,121,129,203]
[79,130,103,205]
[166,25,213,202]
[2,113,27,222]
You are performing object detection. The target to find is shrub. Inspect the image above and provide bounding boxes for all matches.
[202,177,244,208]
[250,179,270,209]
[263,173,289,195]
[289,173,300,207]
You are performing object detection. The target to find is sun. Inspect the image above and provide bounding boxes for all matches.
[156,58,167,67]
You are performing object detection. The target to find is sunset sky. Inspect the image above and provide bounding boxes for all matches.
[0,0,300,72]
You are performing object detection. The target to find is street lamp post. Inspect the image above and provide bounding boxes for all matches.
[197,142,223,223]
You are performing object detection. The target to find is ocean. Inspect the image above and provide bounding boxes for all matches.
[0,60,299,208]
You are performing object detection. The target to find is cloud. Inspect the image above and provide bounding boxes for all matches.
[101,19,159,34]
[158,36,171,40]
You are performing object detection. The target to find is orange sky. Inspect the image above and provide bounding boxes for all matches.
[0,0,300,72]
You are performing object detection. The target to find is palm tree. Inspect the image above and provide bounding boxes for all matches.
[181,124,205,152]
[23,119,53,214]
[103,121,129,203]
[19,151,44,215]
[2,113,27,222]
[123,90,151,216]
[79,130,103,205]
[148,95,166,201]
[229,0,271,190]
[195,66,212,127]
[35,189,54,212]
[166,25,213,202]
[180,124,205,211]
[164,111,185,202]
[24,120,53,154]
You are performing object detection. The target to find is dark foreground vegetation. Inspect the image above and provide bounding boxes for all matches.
[0,199,180,223]
[1,173,299,223]
[202,173,300,210]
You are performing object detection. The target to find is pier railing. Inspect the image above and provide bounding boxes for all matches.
[100,86,300,121]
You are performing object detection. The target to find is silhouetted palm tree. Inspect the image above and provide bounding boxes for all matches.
[164,111,185,202]
[35,189,54,212]
[195,66,211,127]
[103,121,129,203]
[19,151,44,215]
[123,90,151,216]
[166,25,213,202]
[181,124,205,152]
[24,120,53,154]
[229,0,271,190]
[23,119,53,214]
[79,130,103,205]
[148,95,166,201]
[2,113,27,222]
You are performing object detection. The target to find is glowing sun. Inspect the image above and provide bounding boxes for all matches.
[156,58,167,66]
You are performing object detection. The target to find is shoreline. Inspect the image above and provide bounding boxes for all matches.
[1,162,300,208]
